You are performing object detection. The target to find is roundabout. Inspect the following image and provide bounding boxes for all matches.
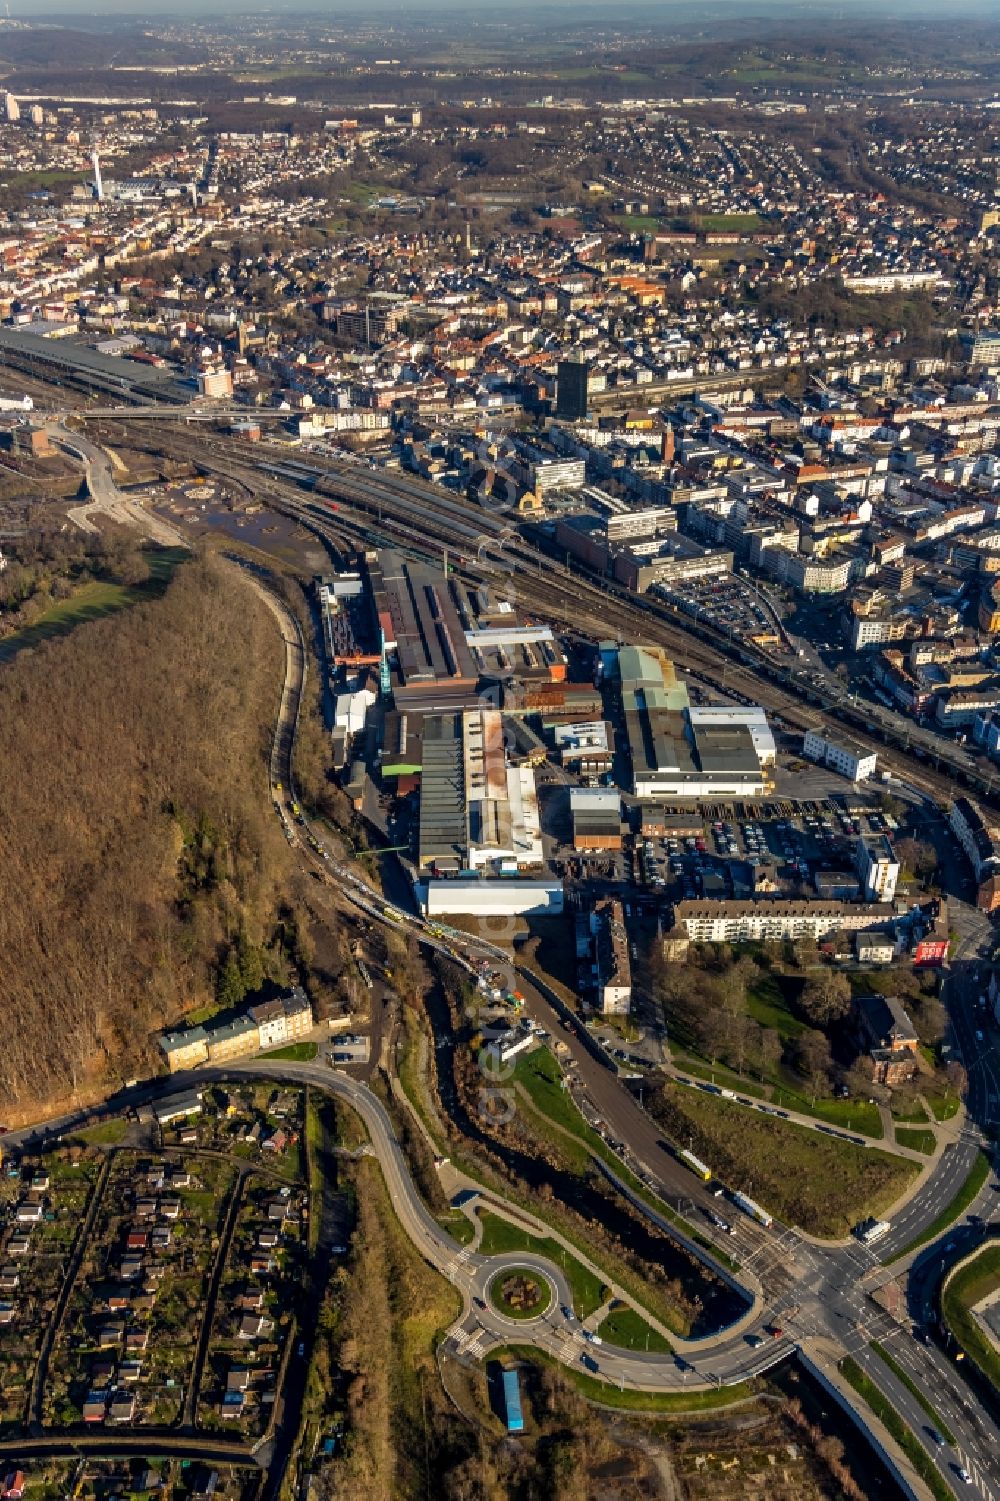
[487,1264,556,1323]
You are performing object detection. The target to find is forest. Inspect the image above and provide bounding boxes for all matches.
[0,552,298,1115]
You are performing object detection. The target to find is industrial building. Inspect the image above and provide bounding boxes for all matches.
[416,708,543,873]
[552,720,614,777]
[0,325,192,404]
[466,623,567,685]
[613,646,773,799]
[370,550,480,712]
[569,786,622,851]
[418,879,564,917]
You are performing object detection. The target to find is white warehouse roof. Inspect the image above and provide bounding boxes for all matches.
[688,706,776,766]
[569,786,620,813]
[418,879,564,917]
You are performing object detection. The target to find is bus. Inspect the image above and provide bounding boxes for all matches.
[855,1218,891,1245]
[679,1149,712,1183]
[502,1369,524,1433]
[732,1190,773,1228]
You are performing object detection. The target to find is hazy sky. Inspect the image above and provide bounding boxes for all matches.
[9,0,1000,14]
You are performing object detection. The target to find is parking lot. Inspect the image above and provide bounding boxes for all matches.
[637,794,899,903]
[655,576,788,653]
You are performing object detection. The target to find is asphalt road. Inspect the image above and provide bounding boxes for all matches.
[255,576,1000,1496]
[49,421,187,547]
[4,562,994,1494]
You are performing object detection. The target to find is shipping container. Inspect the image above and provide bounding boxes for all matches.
[502,1368,524,1433]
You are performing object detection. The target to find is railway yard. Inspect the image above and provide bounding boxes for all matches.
[88,414,1000,818]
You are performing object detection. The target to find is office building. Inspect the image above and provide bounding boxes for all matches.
[855,836,900,904]
[555,359,589,420]
[802,729,877,783]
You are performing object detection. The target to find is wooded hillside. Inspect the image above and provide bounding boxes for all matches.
[0,553,294,1113]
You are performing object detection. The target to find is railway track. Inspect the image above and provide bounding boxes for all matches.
[92,416,999,812]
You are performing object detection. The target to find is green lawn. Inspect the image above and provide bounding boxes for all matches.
[3,168,89,192]
[651,1084,917,1238]
[885,1151,990,1263]
[892,1100,930,1125]
[597,1304,672,1354]
[0,550,186,664]
[438,1210,477,1248]
[515,1048,587,1137]
[838,1357,952,1501]
[870,1340,954,1443]
[746,975,806,1038]
[514,1049,737,1267]
[615,214,660,234]
[770,1088,883,1138]
[260,1041,317,1062]
[895,1127,936,1156]
[924,1087,962,1122]
[71,1119,127,1146]
[674,1054,767,1099]
[497,1345,753,1412]
[672,986,883,1139]
[185,1002,223,1026]
[699,212,763,233]
[476,1211,607,1319]
[941,1243,1000,1390]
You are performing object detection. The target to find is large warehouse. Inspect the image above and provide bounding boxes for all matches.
[418,879,564,918]
[615,646,774,799]
[416,707,543,874]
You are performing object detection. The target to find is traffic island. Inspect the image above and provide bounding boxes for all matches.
[488,1267,554,1322]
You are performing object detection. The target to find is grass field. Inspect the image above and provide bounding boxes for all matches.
[886,1151,990,1263]
[0,550,186,664]
[892,1100,930,1125]
[941,1243,1000,1390]
[745,975,806,1037]
[699,212,763,232]
[476,1211,608,1320]
[497,1345,754,1413]
[673,983,883,1140]
[72,1119,127,1146]
[615,214,660,233]
[652,1083,917,1238]
[895,1127,936,1156]
[673,1053,882,1136]
[438,1210,477,1248]
[3,168,88,193]
[838,1357,952,1501]
[924,1087,962,1122]
[260,1041,317,1062]
[514,1048,736,1267]
[597,1304,672,1354]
